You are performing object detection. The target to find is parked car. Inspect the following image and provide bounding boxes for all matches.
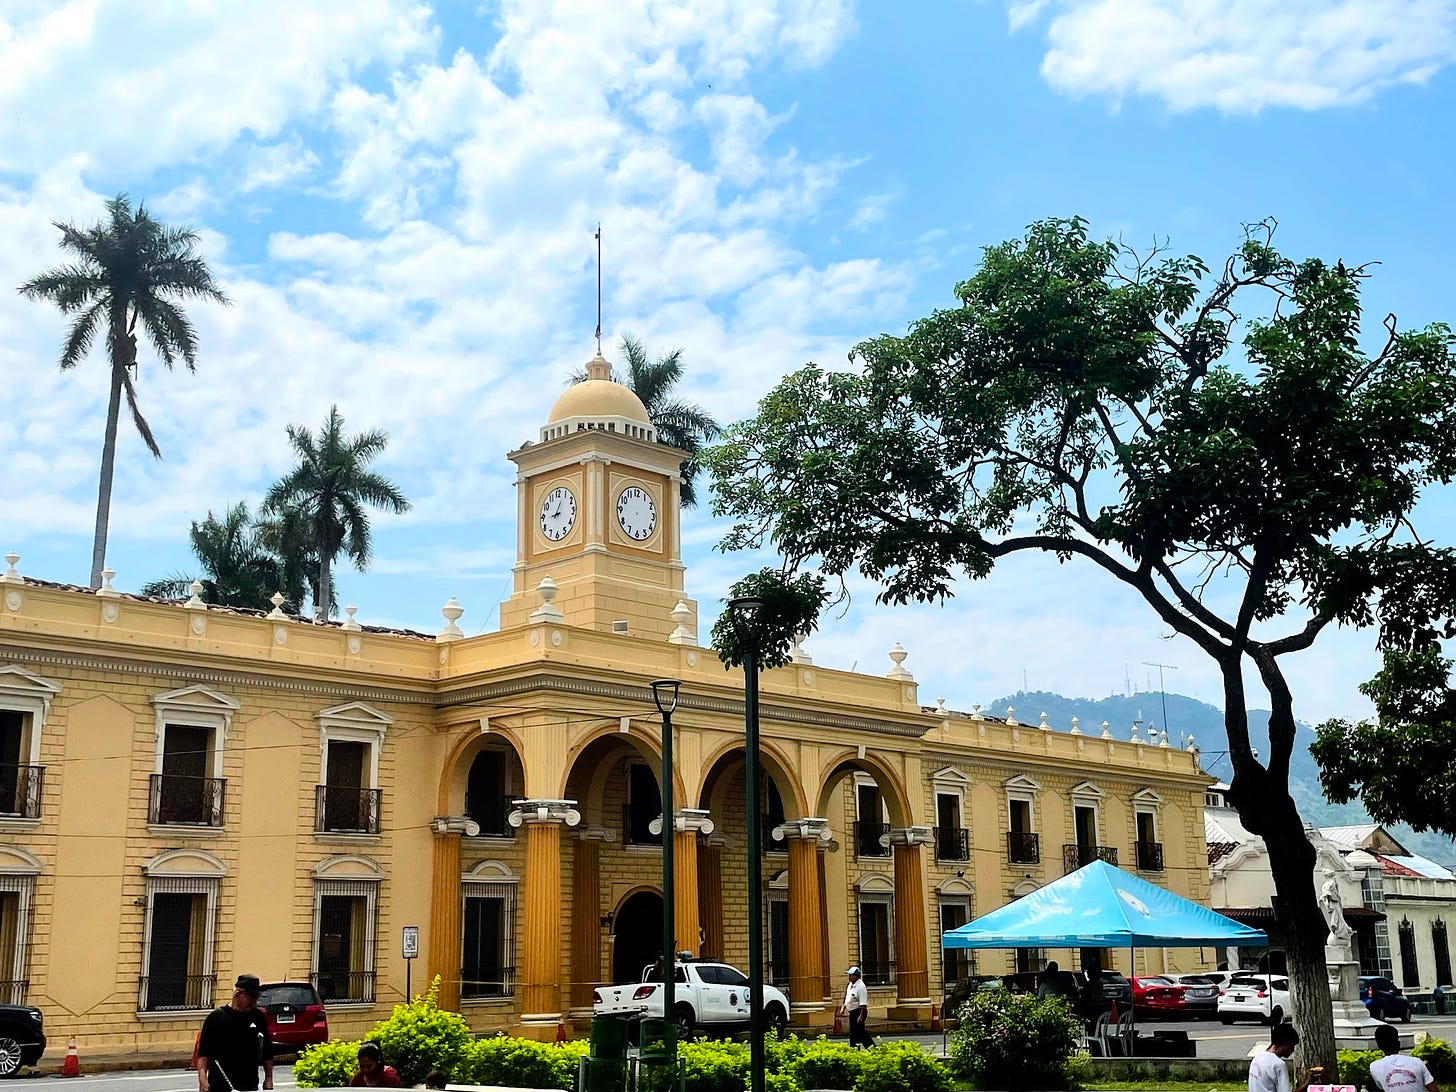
[258,981,330,1051]
[1359,976,1412,1023]
[942,974,1005,1020]
[1175,971,1237,993]
[1131,975,1217,1018]
[1218,973,1291,1026]
[0,1003,45,1076]
[593,961,789,1037]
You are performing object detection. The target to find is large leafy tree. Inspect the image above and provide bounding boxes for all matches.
[262,405,410,621]
[705,217,1456,1071]
[141,502,286,612]
[573,334,721,506]
[19,194,229,589]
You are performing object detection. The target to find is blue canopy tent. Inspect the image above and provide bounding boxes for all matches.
[942,860,1267,1054]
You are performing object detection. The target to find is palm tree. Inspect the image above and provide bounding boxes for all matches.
[19,194,229,588]
[262,405,410,621]
[572,335,721,506]
[141,502,286,611]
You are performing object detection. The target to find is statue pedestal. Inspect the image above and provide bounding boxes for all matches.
[1326,944,1396,1051]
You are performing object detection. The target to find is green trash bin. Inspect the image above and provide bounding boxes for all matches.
[587,1016,631,1092]
[591,1015,631,1059]
[634,1017,680,1092]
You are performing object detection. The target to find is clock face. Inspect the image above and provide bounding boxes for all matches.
[616,485,657,542]
[539,486,577,542]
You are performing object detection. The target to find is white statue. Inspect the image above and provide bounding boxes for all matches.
[1320,870,1353,943]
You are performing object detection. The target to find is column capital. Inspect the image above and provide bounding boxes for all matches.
[508,798,582,828]
[885,825,934,847]
[430,815,480,836]
[773,817,832,844]
[575,824,618,843]
[650,808,716,837]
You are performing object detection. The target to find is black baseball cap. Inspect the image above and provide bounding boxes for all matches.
[235,974,261,995]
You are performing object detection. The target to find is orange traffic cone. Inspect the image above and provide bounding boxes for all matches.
[930,1004,941,1032]
[555,1021,568,1043]
[60,1036,80,1078]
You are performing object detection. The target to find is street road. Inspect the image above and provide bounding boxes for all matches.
[8,1065,296,1090]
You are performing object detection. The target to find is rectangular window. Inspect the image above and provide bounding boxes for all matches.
[138,877,217,1012]
[1433,921,1451,987]
[854,783,889,859]
[935,794,968,862]
[857,899,893,987]
[1398,919,1421,988]
[1015,947,1046,974]
[0,875,34,1005]
[465,751,510,837]
[625,763,661,845]
[151,724,224,826]
[462,882,515,999]
[768,896,790,987]
[939,899,974,984]
[1135,810,1163,872]
[317,740,378,834]
[0,712,40,820]
[1007,798,1039,864]
[1074,805,1097,848]
[313,883,377,1003]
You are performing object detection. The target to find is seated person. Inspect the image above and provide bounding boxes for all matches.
[350,1042,402,1088]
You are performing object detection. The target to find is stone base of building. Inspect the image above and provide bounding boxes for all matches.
[513,1018,568,1042]
[886,1001,932,1021]
[790,1003,833,1028]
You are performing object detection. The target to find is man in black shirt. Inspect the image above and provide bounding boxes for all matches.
[197,974,273,1092]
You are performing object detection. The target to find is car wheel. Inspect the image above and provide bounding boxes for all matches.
[674,1004,695,1039]
[0,1037,21,1077]
[1267,1007,1283,1027]
[1401,1007,1412,1024]
[1220,1015,1234,1025]
[765,1003,788,1038]
[1370,1005,1384,1022]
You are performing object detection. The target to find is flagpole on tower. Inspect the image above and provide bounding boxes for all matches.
[595,223,602,355]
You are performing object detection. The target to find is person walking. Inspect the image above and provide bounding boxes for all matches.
[350,1041,403,1087]
[838,966,874,1049]
[197,974,273,1092]
[1370,1023,1440,1092]
[1248,1023,1322,1092]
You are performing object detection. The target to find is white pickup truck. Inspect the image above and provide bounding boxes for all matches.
[592,961,790,1037]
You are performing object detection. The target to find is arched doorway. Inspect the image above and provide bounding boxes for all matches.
[612,889,663,985]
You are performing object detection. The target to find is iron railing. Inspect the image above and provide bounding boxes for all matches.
[1007,830,1041,864]
[859,959,896,988]
[461,966,516,999]
[1063,843,1118,873]
[465,794,514,838]
[1135,840,1164,872]
[312,969,376,1004]
[138,973,215,1012]
[0,980,28,1005]
[853,821,890,859]
[315,785,381,834]
[934,826,970,862]
[149,774,225,826]
[0,765,43,819]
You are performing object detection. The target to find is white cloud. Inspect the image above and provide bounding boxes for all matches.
[1008,0,1456,113]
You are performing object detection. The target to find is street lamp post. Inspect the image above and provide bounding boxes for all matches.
[725,597,767,1092]
[651,678,683,1046]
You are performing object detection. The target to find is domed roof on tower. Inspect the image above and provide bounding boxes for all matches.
[542,352,656,443]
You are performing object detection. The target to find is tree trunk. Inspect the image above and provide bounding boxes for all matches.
[316,548,331,623]
[89,354,126,589]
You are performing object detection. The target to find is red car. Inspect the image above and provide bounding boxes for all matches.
[257,981,329,1052]
[1131,975,1217,1019]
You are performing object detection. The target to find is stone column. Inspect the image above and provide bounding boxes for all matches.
[674,810,714,956]
[426,816,478,1012]
[777,818,833,1025]
[817,846,832,1001]
[699,836,728,959]
[509,799,581,1036]
[569,826,617,1014]
[888,826,934,1019]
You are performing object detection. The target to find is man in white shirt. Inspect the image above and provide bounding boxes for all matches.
[837,966,874,1048]
[1371,1024,1440,1092]
[1249,1022,1322,1092]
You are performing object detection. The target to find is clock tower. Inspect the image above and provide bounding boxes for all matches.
[500,352,698,641]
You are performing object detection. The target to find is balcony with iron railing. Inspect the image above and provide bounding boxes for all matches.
[934,826,970,862]
[138,973,215,1012]
[315,785,382,834]
[312,969,376,1004]
[1063,843,1118,873]
[461,966,516,999]
[1006,830,1041,865]
[1135,840,1164,872]
[465,794,514,838]
[149,774,225,827]
[0,765,43,819]
[853,821,890,859]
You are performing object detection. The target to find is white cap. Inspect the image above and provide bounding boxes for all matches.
[846,966,861,976]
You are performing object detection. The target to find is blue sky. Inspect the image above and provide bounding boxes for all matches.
[3,0,1455,725]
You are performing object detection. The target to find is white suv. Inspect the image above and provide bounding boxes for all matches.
[1217,973,1291,1026]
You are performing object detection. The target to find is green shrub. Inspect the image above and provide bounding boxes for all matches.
[785,1037,865,1091]
[853,1040,952,1092]
[365,977,474,1086]
[293,1039,362,1089]
[765,1070,803,1092]
[1338,1048,1382,1091]
[765,1032,807,1074]
[1414,1037,1456,1083]
[947,989,1081,1091]
[680,1039,750,1092]
[461,1035,586,1089]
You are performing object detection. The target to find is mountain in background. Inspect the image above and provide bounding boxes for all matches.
[982,689,1456,867]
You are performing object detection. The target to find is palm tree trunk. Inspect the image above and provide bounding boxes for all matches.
[317,548,331,624]
[89,358,125,589]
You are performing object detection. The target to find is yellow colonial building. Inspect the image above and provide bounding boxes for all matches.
[0,354,1211,1054]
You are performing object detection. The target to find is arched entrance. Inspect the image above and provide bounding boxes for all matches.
[612,889,663,985]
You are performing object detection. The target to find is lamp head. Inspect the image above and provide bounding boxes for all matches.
[650,678,682,715]
[724,595,767,646]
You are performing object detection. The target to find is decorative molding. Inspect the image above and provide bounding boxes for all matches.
[507,798,581,828]
[142,848,228,878]
[313,853,385,880]
[772,817,832,843]
[1002,773,1042,795]
[930,766,971,786]
[886,826,934,847]
[431,816,481,837]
